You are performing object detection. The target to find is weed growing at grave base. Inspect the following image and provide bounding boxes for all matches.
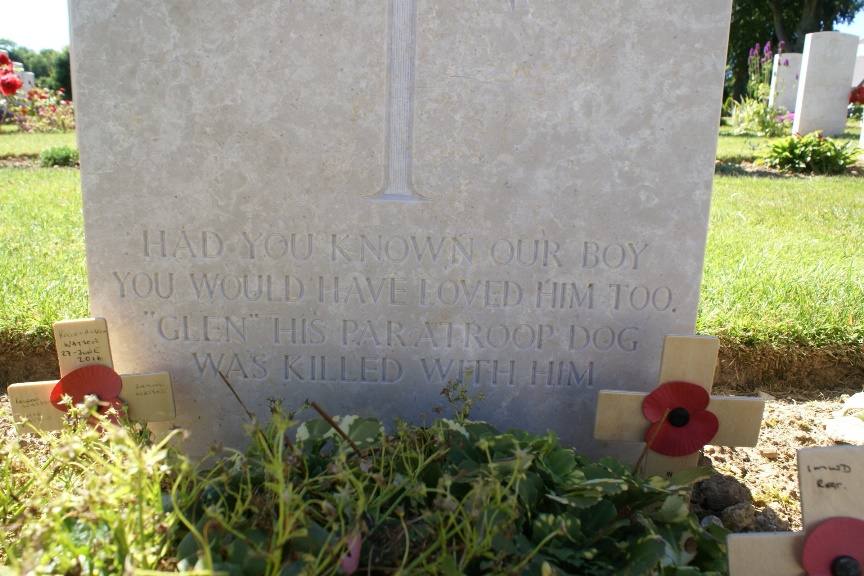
[1,381,731,575]
[753,483,795,512]
[1,405,183,573]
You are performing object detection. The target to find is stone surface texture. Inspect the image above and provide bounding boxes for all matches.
[69,0,732,456]
[768,53,802,113]
[792,32,859,136]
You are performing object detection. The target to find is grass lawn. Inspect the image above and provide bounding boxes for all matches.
[0,167,88,344]
[0,125,77,159]
[0,127,862,350]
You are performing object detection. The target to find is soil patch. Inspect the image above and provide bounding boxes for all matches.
[716,342,864,396]
[0,156,38,168]
[0,341,58,391]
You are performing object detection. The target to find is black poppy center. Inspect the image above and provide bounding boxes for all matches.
[832,556,862,576]
[668,408,691,428]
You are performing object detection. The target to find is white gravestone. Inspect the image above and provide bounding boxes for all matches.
[792,32,859,137]
[20,71,35,93]
[69,0,732,456]
[853,40,863,87]
[768,53,802,113]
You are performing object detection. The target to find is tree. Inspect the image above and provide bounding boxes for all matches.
[764,0,863,50]
[0,39,70,97]
[51,48,72,99]
[727,0,863,100]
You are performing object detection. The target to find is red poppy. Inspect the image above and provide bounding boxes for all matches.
[0,72,23,96]
[50,365,126,424]
[642,381,719,457]
[0,53,11,70]
[850,86,864,105]
[802,517,864,576]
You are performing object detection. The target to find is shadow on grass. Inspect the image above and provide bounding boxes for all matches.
[714,161,789,178]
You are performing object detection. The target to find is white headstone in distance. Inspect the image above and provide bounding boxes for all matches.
[792,32,859,136]
[69,0,733,458]
[768,53,802,113]
[21,71,36,93]
[853,39,864,87]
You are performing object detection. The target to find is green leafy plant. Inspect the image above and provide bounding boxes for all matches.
[2,380,731,574]
[730,98,791,137]
[38,145,78,167]
[1,403,183,574]
[760,132,859,175]
[165,379,729,575]
[729,42,792,138]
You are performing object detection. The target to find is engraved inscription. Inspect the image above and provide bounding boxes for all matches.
[126,228,674,388]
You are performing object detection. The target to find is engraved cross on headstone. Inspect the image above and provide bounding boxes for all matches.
[594,335,766,478]
[7,318,175,430]
[727,446,864,575]
[371,0,519,201]
[372,0,426,201]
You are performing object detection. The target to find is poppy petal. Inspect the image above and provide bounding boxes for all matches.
[802,517,864,576]
[646,409,719,457]
[643,381,710,422]
[50,365,123,410]
[340,533,361,575]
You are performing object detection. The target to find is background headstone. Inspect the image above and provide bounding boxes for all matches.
[20,71,35,93]
[853,38,864,87]
[69,0,733,456]
[768,53,802,113]
[792,32,859,136]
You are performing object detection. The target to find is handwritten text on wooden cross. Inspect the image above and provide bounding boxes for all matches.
[594,335,765,478]
[7,318,175,430]
[727,446,864,575]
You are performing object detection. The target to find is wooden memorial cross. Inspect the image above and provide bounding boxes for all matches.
[7,318,175,430]
[727,446,864,576]
[594,335,765,478]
